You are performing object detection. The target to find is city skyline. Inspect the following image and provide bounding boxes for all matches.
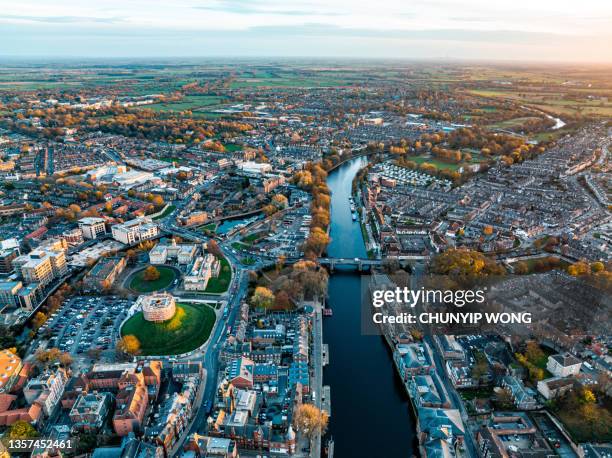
[1,0,612,62]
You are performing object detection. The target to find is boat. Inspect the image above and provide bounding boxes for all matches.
[350,204,356,212]
[325,438,335,458]
[323,308,333,317]
[352,213,357,221]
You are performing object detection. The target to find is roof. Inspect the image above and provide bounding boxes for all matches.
[550,353,582,367]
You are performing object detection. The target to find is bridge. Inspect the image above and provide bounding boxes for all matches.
[317,256,426,271]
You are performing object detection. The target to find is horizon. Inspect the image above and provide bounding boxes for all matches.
[1,0,611,63]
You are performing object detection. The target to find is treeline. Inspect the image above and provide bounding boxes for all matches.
[294,162,331,257]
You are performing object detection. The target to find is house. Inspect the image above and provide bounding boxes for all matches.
[546,353,582,377]
[23,367,68,416]
[78,217,107,240]
[113,382,149,436]
[393,343,434,380]
[228,357,254,389]
[0,349,23,393]
[501,376,537,410]
[417,407,465,458]
[446,360,476,389]
[408,374,451,408]
[69,392,112,432]
[537,377,575,400]
[477,412,552,458]
[0,393,43,426]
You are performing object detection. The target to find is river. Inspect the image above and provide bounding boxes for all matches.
[323,157,417,457]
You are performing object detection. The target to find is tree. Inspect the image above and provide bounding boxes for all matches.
[262,204,278,216]
[7,421,38,440]
[32,311,47,330]
[483,225,494,236]
[117,335,141,356]
[274,290,292,310]
[514,261,529,275]
[251,286,275,309]
[494,388,514,409]
[143,265,160,281]
[271,194,288,209]
[59,352,73,368]
[207,240,223,258]
[152,195,164,208]
[303,227,330,257]
[293,404,329,439]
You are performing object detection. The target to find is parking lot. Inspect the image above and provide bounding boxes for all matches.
[37,296,132,357]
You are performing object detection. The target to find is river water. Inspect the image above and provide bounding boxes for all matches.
[323,157,417,457]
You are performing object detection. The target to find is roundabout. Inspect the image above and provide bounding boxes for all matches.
[127,265,179,293]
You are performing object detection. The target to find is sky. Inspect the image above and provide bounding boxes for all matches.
[1,0,611,62]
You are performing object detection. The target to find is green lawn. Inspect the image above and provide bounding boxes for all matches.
[223,143,243,152]
[121,303,215,355]
[129,266,177,293]
[204,257,232,294]
[152,205,176,220]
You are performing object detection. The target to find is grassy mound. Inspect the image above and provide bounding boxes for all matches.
[121,303,215,355]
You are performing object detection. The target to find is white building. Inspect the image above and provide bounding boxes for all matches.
[78,217,107,240]
[23,367,68,416]
[111,217,159,245]
[149,240,196,265]
[113,170,157,188]
[184,254,220,291]
[537,376,575,400]
[136,293,176,322]
[238,161,272,176]
[546,353,582,378]
[86,165,127,182]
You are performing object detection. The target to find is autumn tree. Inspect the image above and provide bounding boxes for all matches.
[271,194,289,209]
[117,335,141,356]
[303,227,330,257]
[7,420,38,440]
[143,265,160,281]
[32,311,47,330]
[251,286,275,309]
[293,404,329,440]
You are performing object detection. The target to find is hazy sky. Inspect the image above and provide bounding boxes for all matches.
[1,0,611,62]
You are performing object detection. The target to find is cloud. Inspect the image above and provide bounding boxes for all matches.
[193,0,339,16]
[246,23,585,45]
[0,14,123,24]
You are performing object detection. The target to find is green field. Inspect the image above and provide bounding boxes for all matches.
[129,266,177,292]
[152,205,176,220]
[121,303,215,355]
[205,257,232,294]
[138,95,226,112]
[230,76,352,89]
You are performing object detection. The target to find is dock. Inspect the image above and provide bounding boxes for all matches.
[322,385,331,417]
[322,344,329,366]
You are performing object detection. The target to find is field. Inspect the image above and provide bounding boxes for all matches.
[405,151,484,172]
[129,266,177,292]
[121,303,215,355]
[205,256,232,294]
[138,95,226,112]
[467,88,612,118]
